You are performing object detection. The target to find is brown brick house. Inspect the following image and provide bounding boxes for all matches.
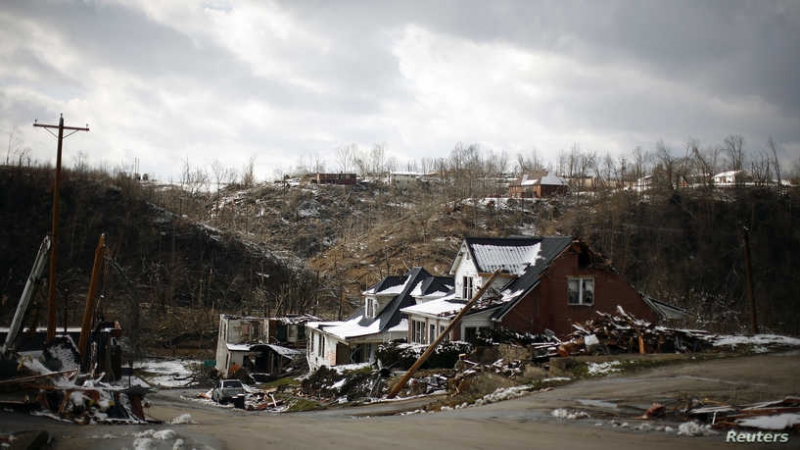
[402,237,676,342]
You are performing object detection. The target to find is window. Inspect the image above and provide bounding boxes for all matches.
[429,324,437,343]
[461,276,474,299]
[464,326,489,344]
[317,333,325,357]
[412,320,426,344]
[366,298,374,319]
[440,325,449,342]
[568,277,595,305]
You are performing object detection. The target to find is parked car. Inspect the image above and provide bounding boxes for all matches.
[212,379,245,404]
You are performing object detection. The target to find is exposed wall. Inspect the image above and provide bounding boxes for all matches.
[501,250,656,338]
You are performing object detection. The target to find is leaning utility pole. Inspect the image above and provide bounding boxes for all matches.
[387,269,501,399]
[33,115,89,343]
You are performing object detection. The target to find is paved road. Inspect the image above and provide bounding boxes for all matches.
[4,351,798,449]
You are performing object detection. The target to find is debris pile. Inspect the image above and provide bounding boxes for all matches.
[1,350,149,424]
[687,397,800,432]
[559,306,713,356]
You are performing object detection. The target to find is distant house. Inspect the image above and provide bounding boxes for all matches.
[215,314,318,378]
[532,173,568,197]
[315,173,357,185]
[389,172,439,190]
[401,237,674,342]
[305,268,453,371]
[712,170,751,186]
[509,173,568,198]
[508,174,538,198]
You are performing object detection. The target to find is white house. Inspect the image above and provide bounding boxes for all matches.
[401,237,550,344]
[305,267,452,371]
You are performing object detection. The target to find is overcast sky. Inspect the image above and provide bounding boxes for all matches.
[1,0,798,182]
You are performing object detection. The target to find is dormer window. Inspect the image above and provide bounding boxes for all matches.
[462,276,474,299]
[366,298,378,319]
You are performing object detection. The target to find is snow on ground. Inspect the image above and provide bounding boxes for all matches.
[134,359,199,388]
[586,361,622,376]
[474,385,533,406]
[737,413,800,431]
[169,414,195,425]
[551,408,590,420]
[677,421,718,436]
[711,334,800,348]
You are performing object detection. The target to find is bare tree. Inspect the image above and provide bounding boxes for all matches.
[241,155,257,188]
[370,143,386,178]
[72,150,90,173]
[211,159,237,191]
[180,156,209,196]
[767,137,781,186]
[336,144,356,173]
[5,126,30,166]
[655,140,678,190]
[687,139,719,188]
[750,151,773,186]
[724,135,745,172]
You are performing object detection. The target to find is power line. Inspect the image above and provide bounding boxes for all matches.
[33,114,89,343]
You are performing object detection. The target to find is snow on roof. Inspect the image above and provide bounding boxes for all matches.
[402,296,466,317]
[226,343,253,352]
[387,318,409,333]
[409,281,424,297]
[538,173,567,186]
[377,278,410,295]
[363,275,410,296]
[401,291,481,318]
[471,242,542,275]
[312,314,382,340]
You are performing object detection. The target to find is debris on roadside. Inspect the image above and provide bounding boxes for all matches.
[560,306,713,357]
[687,397,800,432]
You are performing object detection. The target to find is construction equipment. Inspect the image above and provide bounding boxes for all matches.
[1,236,50,356]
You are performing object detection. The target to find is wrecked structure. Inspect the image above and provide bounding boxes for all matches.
[215,314,317,379]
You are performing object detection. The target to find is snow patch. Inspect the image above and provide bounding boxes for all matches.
[552,408,590,420]
[169,413,194,424]
[586,361,622,376]
[677,421,717,436]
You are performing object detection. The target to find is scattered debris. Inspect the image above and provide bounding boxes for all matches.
[559,307,800,358]
[687,396,800,432]
[641,403,666,419]
[561,307,713,356]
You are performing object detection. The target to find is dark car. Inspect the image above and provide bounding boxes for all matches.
[212,379,245,404]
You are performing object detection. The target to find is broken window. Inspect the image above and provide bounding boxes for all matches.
[463,326,489,344]
[568,277,595,305]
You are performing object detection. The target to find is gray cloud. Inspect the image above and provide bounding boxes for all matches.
[1,0,797,180]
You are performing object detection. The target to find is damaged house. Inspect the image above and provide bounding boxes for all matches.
[305,268,452,371]
[401,236,679,343]
[215,314,316,379]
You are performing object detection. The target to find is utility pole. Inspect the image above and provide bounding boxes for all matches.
[742,227,758,335]
[33,114,89,343]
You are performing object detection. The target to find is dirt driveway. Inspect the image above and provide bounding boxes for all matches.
[8,351,799,449]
